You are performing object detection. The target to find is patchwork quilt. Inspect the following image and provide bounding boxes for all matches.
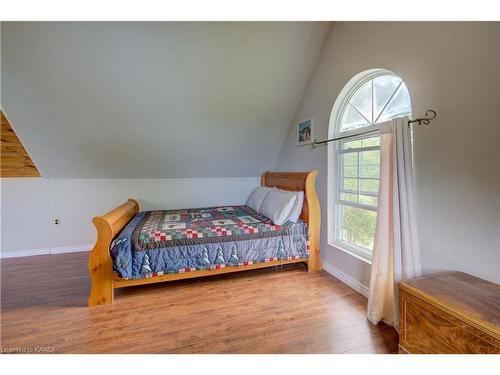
[110,205,309,279]
[133,205,295,249]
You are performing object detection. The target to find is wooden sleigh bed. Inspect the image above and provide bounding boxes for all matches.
[88,171,321,306]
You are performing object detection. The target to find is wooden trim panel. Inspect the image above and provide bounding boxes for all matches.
[0,111,40,177]
[88,171,321,306]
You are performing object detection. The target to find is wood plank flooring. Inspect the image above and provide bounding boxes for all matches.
[0,252,398,353]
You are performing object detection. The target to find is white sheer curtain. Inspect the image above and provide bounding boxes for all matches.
[367,116,422,330]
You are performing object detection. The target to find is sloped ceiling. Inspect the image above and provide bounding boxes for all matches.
[1,22,331,178]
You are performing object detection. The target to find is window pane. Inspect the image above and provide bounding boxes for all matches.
[342,136,380,149]
[359,194,378,207]
[359,178,379,193]
[360,165,379,178]
[343,166,357,178]
[339,205,377,250]
[360,136,380,147]
[340,104,369,132]
[360,149,379,166]
[342,152,358,166]
[349,80,372,122]
[360,149,380,178]
[340,193,357,203]
[342,139,362,150]
[342,178,358,191]
[341,152,358,179]
[373,75,402,121]
[377,82,412,123]
[338,74,411,132]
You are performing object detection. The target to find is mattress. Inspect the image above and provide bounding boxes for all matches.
[110,205,309,279]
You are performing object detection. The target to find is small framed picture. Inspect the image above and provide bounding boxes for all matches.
[296,117,314,146]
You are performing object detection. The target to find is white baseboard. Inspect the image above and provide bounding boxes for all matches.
[50,244,93,254]
[323,261,370,298]
[0,247,51,259]
[1,244,92,259]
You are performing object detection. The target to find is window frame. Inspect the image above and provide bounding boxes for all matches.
[327,69,412,264]
[333,131,380,262]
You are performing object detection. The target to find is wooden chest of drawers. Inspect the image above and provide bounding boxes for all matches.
[399,271,500,354]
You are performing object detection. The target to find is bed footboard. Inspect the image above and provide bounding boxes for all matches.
[88,198,140,306]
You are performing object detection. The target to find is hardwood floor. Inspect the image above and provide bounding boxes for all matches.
[1,252,398,353]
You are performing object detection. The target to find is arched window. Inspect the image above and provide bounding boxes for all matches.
[328,69,412,261]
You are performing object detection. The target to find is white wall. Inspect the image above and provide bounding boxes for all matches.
[1,177,259,257]
[276,22,500,284]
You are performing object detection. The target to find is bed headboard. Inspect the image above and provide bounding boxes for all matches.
[261,171,321,271]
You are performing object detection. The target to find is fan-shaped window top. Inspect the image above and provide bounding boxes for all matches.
[339,74,411,133]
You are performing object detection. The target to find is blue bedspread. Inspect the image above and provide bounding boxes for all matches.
[110,205,309,279]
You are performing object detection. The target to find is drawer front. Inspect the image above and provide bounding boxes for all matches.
[399,291,500,354]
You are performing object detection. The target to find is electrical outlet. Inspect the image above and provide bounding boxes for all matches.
[54,218,61,225]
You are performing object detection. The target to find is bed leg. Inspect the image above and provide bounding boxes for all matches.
[88,217,114,306]
[88,263,114,306]
[306,239,322,271]
[306,238,322,272]
[306,258,322,272]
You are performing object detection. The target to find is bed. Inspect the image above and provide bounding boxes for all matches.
[88,171,321,306]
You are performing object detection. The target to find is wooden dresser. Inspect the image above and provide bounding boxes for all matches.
[399,271,500,354]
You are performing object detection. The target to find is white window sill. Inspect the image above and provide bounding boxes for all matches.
[328,240,373,265]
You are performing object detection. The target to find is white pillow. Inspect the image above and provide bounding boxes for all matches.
[259,189,297,225]
[286,191,304,223]
[246,186,272,212]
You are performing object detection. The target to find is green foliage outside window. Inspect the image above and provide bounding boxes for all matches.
[338,135,380,250]
[341,205,377,250]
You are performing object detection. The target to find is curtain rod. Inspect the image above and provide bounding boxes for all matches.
[311,109,437,149]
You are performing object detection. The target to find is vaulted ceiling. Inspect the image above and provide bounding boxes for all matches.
[1,22,331,178]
